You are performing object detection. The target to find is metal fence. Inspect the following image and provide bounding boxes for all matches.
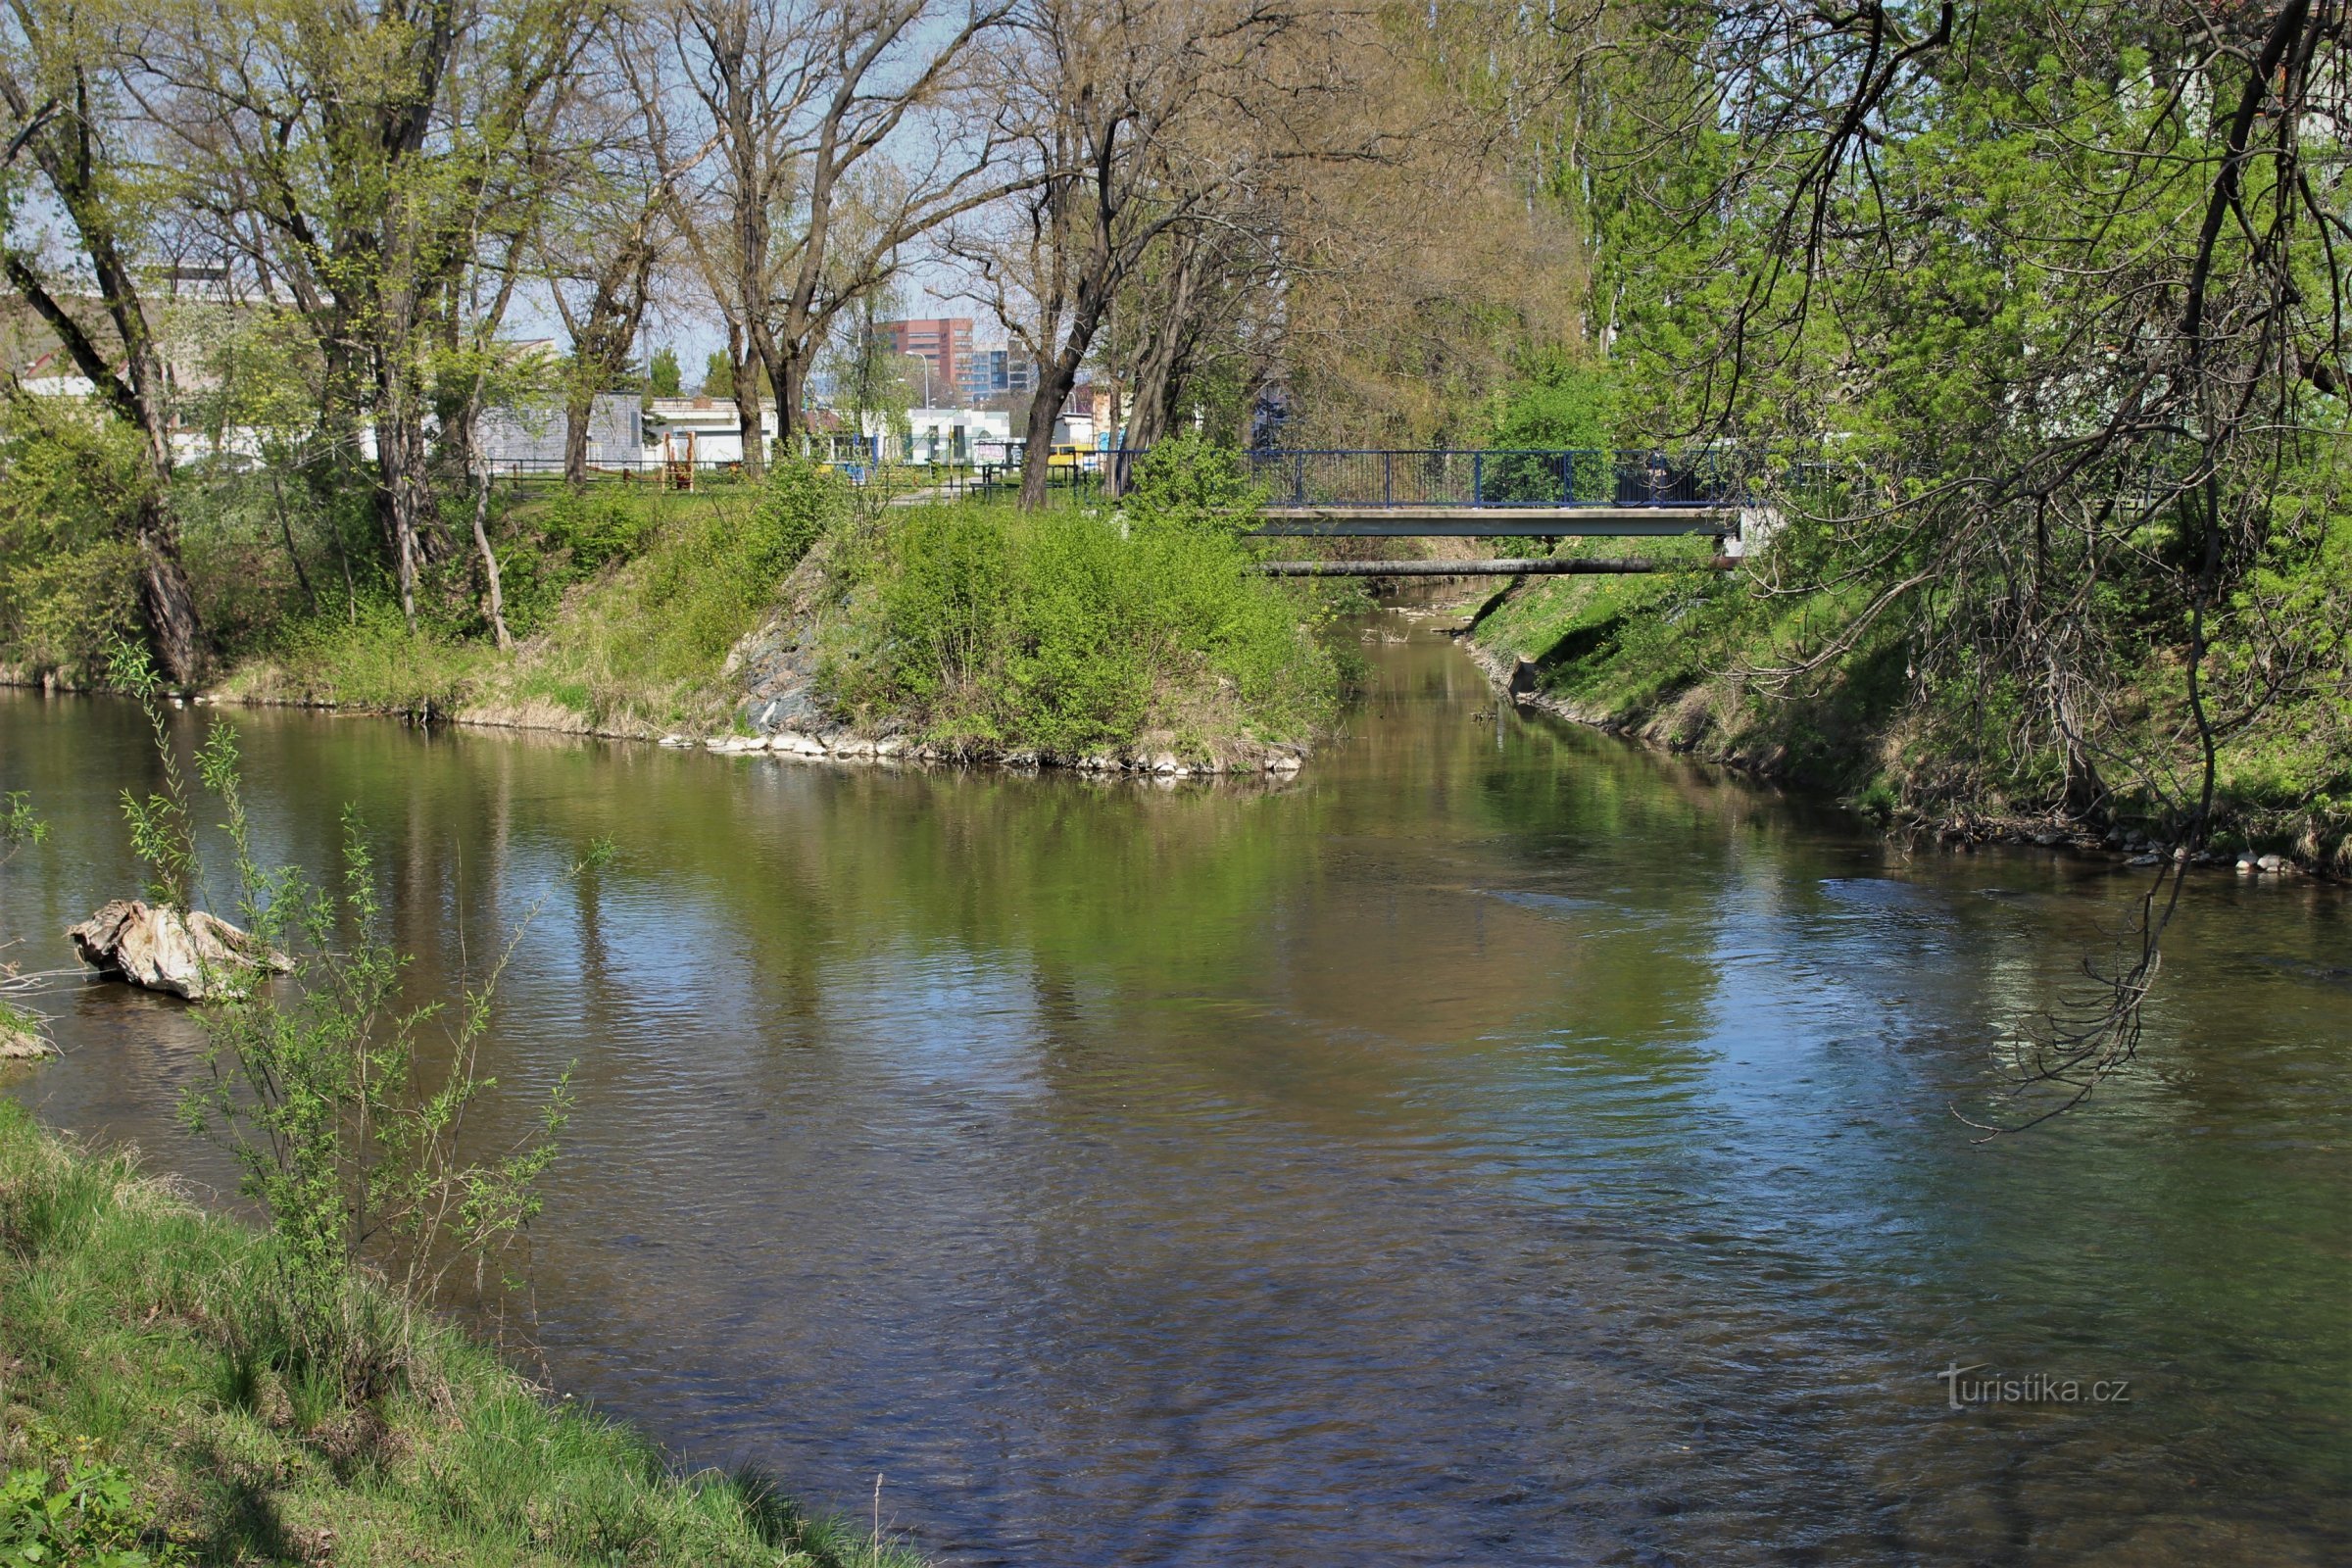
[469,446,1761,510]
[1241,448,1754,509]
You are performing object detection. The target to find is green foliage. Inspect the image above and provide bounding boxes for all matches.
[567,458,847,688]
[263,606,492,718]
[1121,429,1261,532]
[647,347,682,399]
[0,793,41,854]
[103,644,588,1390]
[104,642,203,910]
[702,352,732,400]
[1475,353,1618,505]
[0,1456,181,1567]
[492,486,662,637]
[1486,351,1616,451]
[0,1102,921,1565]
[824,441,1341,755]
[0,793,41,1047]
[0,401,148,679]
[1510,6,2350,857]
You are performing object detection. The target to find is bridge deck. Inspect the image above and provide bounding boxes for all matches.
[1251,506,1734,539]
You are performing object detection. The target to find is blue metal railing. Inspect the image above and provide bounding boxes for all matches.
[942,446,1768,509]
[1237,448,1750,509]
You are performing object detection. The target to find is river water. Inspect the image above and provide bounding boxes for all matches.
[2,619,2346,1566]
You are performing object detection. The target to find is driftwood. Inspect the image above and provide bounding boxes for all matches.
[67,900,291,1001]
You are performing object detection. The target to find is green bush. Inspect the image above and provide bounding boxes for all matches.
[0,399,151,678]
[823,441,1343,755]
[1481,351,1619,505]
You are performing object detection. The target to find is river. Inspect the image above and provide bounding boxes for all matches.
[2,617,2346,1566]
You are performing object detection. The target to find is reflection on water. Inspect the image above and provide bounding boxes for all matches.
[3,621,2348,1566]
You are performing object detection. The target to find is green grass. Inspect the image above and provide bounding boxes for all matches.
[1469,522,2352,869]
[209,469,845,735]
[818,492,1349,760]
[0,1100,923,1567]
[13,440,1350,760]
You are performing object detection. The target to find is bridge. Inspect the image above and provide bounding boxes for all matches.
[1221,448,1756,576]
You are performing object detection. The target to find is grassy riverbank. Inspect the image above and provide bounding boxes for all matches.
[204,469,830,738]
[7,433,1350,765]
[0,1099,916,1566]
[1465,528,2352,873]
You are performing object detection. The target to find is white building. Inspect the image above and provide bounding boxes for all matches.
[643,396,777,466]
[858,406,1015,465]
[476,393,644,470]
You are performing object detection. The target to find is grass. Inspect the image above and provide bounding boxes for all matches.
[13,439,1354,761]
[211,470,844,736]
[209,447,1356,762]
[818,499,1349,760]
[1468,522,2352,869]
[816,440,1354,761]
[0,1099,923,1567]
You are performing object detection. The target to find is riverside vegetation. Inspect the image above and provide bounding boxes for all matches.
[1451,10,2351,883]
[0,414,1349,766]
[0,654,920,1566]
[0,1102,918,1567]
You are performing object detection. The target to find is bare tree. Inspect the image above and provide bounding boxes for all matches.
[952,0,1389,507]
[632,0,1018,477]
[541,32,670,484]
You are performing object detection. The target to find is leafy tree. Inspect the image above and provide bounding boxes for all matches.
[648,345,684,398]
[0,0,207,683]
[1562,0,2348,1114]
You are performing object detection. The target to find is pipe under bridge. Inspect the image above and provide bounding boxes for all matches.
[1220,448,1758,574]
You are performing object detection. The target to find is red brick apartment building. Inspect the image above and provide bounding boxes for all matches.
[881,318,975,402]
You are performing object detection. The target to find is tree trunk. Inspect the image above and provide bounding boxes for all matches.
[1018,363,1079,510]
[267,469,319,614]
[132,494,205,689]
[469,464,513,651]
[775,348,810,459]
[375,406,443,631]
[563,383,595,486]
[735,384,765,478]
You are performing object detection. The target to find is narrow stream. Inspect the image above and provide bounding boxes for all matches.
[3,616,2346,1565]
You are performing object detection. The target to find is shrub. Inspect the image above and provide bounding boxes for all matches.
[823,440,1343,755]
[0,1456,183,1567]
[109,644,590,1394]
[0,398,150,679]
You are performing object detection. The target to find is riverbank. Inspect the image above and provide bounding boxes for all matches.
[6,446,1350,777]
[0,1099,918,1567]
[1459,549,2350,877]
